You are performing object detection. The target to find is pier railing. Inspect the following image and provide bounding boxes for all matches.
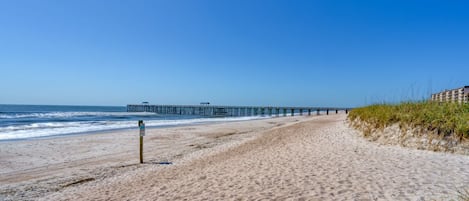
[126,104,350,117]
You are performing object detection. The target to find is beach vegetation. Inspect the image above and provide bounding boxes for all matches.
[348,101,469,141]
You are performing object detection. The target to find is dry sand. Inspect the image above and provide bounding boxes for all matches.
[1,114,468,200]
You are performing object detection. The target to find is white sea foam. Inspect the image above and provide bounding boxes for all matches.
[0,112,157,119]
[0,116,268,140]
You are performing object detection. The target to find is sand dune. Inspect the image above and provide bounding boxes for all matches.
[1,114,468,200]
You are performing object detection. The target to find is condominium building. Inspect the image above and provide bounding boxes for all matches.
[431,86,469,103]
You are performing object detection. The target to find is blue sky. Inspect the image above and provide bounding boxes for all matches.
[0,0,468,107]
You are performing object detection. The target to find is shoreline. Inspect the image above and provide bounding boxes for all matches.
[0,115,308,200]
[1,113,468,200]
[0,115,271,142]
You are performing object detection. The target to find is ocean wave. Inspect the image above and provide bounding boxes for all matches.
[0,116,268,140]
[0,112,158,119]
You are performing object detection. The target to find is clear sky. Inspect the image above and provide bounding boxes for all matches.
[1,0,468,107]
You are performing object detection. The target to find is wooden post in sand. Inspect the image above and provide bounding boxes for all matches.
[138,120,145,164]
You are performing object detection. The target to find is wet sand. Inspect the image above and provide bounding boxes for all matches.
[1,114,468,200]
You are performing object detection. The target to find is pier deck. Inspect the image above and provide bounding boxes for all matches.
[126,104,350,117]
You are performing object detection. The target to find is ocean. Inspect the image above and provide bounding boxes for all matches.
[0,104,266,141]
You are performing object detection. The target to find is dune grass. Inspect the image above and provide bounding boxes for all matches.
[348,101,469,141]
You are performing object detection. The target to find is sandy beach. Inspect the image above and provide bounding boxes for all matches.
[1,114,468,200]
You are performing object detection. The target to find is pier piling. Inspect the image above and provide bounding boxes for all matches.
[126,104,350,118]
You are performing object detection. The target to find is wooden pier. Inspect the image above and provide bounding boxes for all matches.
[126,104,350,117]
